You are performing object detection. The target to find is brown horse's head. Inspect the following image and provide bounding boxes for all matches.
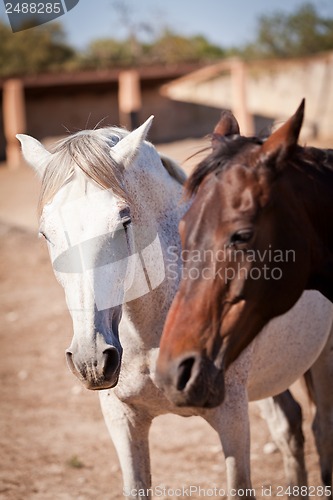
[156,100,313,407]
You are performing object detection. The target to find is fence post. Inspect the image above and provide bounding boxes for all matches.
[3,79,26,168]
[118,70,142,130]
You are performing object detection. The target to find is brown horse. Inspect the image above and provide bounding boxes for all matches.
[156,100,333,408]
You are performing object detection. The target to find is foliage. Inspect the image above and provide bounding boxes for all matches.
[79,30,225,69]
[242,3,333,59]
[143,31,225,65]
[0,21,74,77]
[82,38,141,69]
[0,19,225,77]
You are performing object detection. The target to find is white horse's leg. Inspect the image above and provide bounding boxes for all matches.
[207,385,255,500]
[99,391,152,500]
[256,392,307,498]
[306,326,333,497]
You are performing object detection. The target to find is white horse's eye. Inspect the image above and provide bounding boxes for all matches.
[122,216,132,228]
[119,207,131,228]
[109,135,120,147]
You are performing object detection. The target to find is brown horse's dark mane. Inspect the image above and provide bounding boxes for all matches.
[186,136,263,196]
[294,146,333,176]
[186,135,333,197]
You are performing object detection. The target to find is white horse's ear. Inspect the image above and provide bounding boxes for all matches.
[112,115,154,168]
[16,134,52,177]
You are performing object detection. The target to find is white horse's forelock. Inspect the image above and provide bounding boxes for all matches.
[38,127,185,213]
[39,129,128,212]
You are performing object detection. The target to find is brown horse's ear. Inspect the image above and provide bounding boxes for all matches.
[260,99,305,167]
[212,110,240,150]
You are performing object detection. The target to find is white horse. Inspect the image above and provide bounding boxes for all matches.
[18,118,333,499]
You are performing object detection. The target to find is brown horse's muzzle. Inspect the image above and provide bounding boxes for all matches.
[155,350,225,408]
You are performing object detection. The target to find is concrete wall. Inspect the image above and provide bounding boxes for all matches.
[247,53,333,139]
[163,52,333,141]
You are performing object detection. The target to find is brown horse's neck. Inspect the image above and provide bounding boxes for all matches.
[289,147,333,237]
[290,147,333,300]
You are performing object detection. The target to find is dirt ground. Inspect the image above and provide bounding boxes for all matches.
[0,139,326,500]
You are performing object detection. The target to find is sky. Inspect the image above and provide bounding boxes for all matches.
[1,0,333,50]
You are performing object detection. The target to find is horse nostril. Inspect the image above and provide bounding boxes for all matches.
[65,350,76,375]
[176,356,196,391]
[103,347,120,380]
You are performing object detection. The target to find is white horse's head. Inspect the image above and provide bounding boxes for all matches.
[18,117,183,390]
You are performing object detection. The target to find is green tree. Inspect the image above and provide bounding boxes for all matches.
[80,31,226,69]
[0,21,74,77]
[144,30,225,65]
[82,38,139,69]
[244,3,333,59]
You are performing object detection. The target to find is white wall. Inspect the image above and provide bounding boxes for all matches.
[164,52,333,140]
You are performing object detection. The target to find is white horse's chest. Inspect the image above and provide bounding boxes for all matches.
[246,290,333,401]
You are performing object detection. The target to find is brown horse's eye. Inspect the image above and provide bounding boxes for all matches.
[229,229,253,247]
